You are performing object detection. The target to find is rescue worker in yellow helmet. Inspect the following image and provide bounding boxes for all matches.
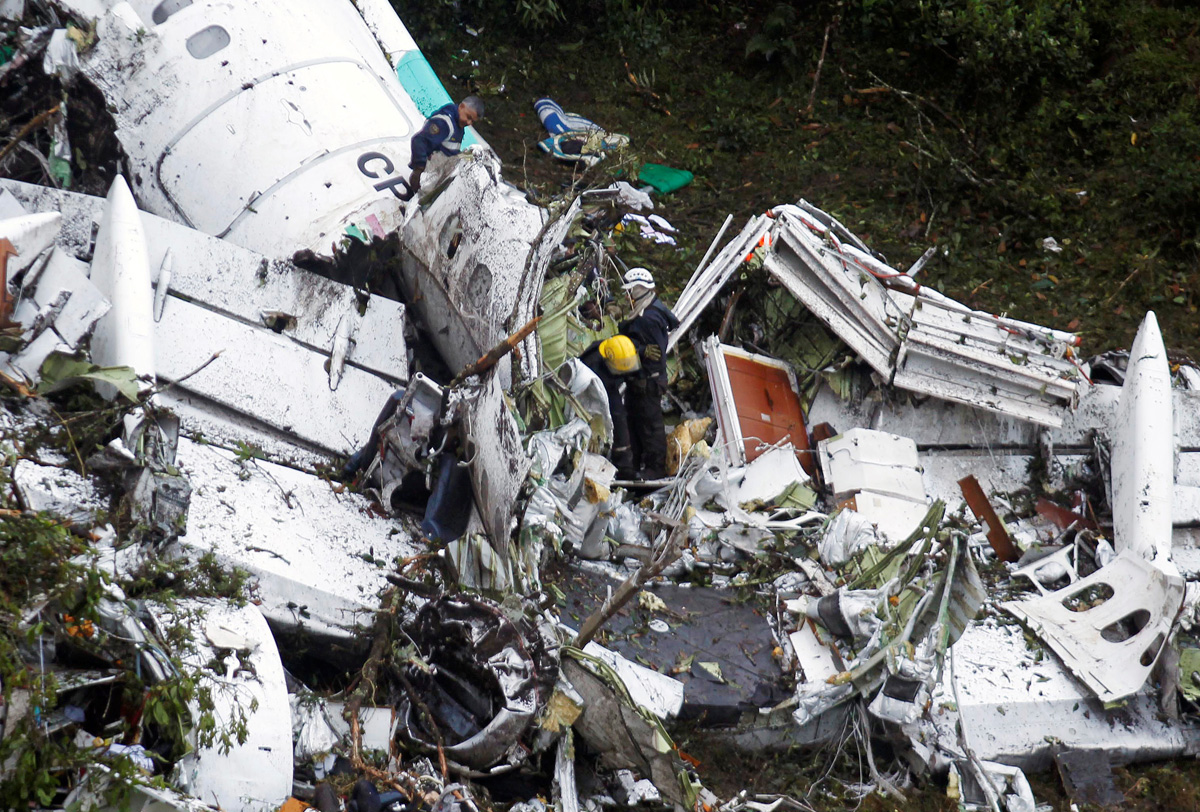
[578,335,641,478]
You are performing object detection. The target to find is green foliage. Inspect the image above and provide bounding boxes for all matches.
[0,497,251,802]
[0,515,90,620]
[745,4,800,69]
[123,551,251,605]
[516,0,565,29]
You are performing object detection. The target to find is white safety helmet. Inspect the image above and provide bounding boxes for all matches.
[621,267,655,291]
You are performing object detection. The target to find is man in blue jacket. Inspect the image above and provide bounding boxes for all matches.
[404,96,485,200]
[618,268,679,480]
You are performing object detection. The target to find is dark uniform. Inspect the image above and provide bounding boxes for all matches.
[409,101,466,170]
[620,299,679,479]
[578,340,636,478]
[404,101,468,199]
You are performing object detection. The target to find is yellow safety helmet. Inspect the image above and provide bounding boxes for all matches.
[598,335,641,376]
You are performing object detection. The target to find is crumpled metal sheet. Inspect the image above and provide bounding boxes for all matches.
[397,596,559,772]
[560,652,693,810]
[1001,549,1185,703]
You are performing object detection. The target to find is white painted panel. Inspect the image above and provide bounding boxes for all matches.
[155,295,394,453]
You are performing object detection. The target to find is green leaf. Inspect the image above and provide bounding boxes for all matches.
[37,352,141,401]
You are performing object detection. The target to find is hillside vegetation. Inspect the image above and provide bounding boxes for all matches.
[400,0,1200,359]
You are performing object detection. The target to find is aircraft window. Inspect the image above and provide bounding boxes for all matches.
[186,25,230,59]
[466,263,492,312]
[439,215,463,259]
[151,0,192,24]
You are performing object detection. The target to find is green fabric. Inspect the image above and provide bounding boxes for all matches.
[637,162,694,193]
[772,481,819,510]
[1180,648,1200,700]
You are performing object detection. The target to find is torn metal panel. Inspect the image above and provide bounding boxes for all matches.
[397,595,558,772]
[155,294,396,454]
[850,492,935,545]
[816,427,932,542]
[668,214,772,350]
[1001,550,1185,703]
[805,378,1039,449]
[455,374,533,551]
[703,337,812,468]
[168,437,422,646]
[560,653,692,810]
[719,444,813,511]
[55,0,431,258]
[12,459,106,525]
[23,247,111,349]
[761,203,1081,426]
[8,327,65,381]
[938,619,1194,771]
[580,641,685,721]
[0,189,27,219]
[0,210,61,277]
[788,622,840,686]
[891,294,1079,427]
[762,214,897,376]
[959,475,1019,562]
[818,428,926,503]
[1111,311,1174,563]
[399,154,570,383]
[149,599,293,811]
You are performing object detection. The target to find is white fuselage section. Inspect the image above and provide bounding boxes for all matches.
[67,0,438,258]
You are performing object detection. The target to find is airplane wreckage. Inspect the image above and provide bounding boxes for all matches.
[2,1,1200,811]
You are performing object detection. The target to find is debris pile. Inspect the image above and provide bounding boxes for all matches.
[4,2,1200,812]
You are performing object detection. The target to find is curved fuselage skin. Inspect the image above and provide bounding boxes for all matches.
[70,0,438,258]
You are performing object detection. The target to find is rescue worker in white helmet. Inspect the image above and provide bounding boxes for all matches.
[617,267,679,480]
[578,334,641,479]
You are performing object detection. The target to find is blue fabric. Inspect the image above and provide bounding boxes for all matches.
[421,451,473,542]
[409,101,464,169]
[535,97,602,136]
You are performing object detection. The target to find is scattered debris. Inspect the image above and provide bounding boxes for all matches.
[5,2,1200,811]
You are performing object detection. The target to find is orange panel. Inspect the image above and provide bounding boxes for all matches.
[722,352,812,472]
